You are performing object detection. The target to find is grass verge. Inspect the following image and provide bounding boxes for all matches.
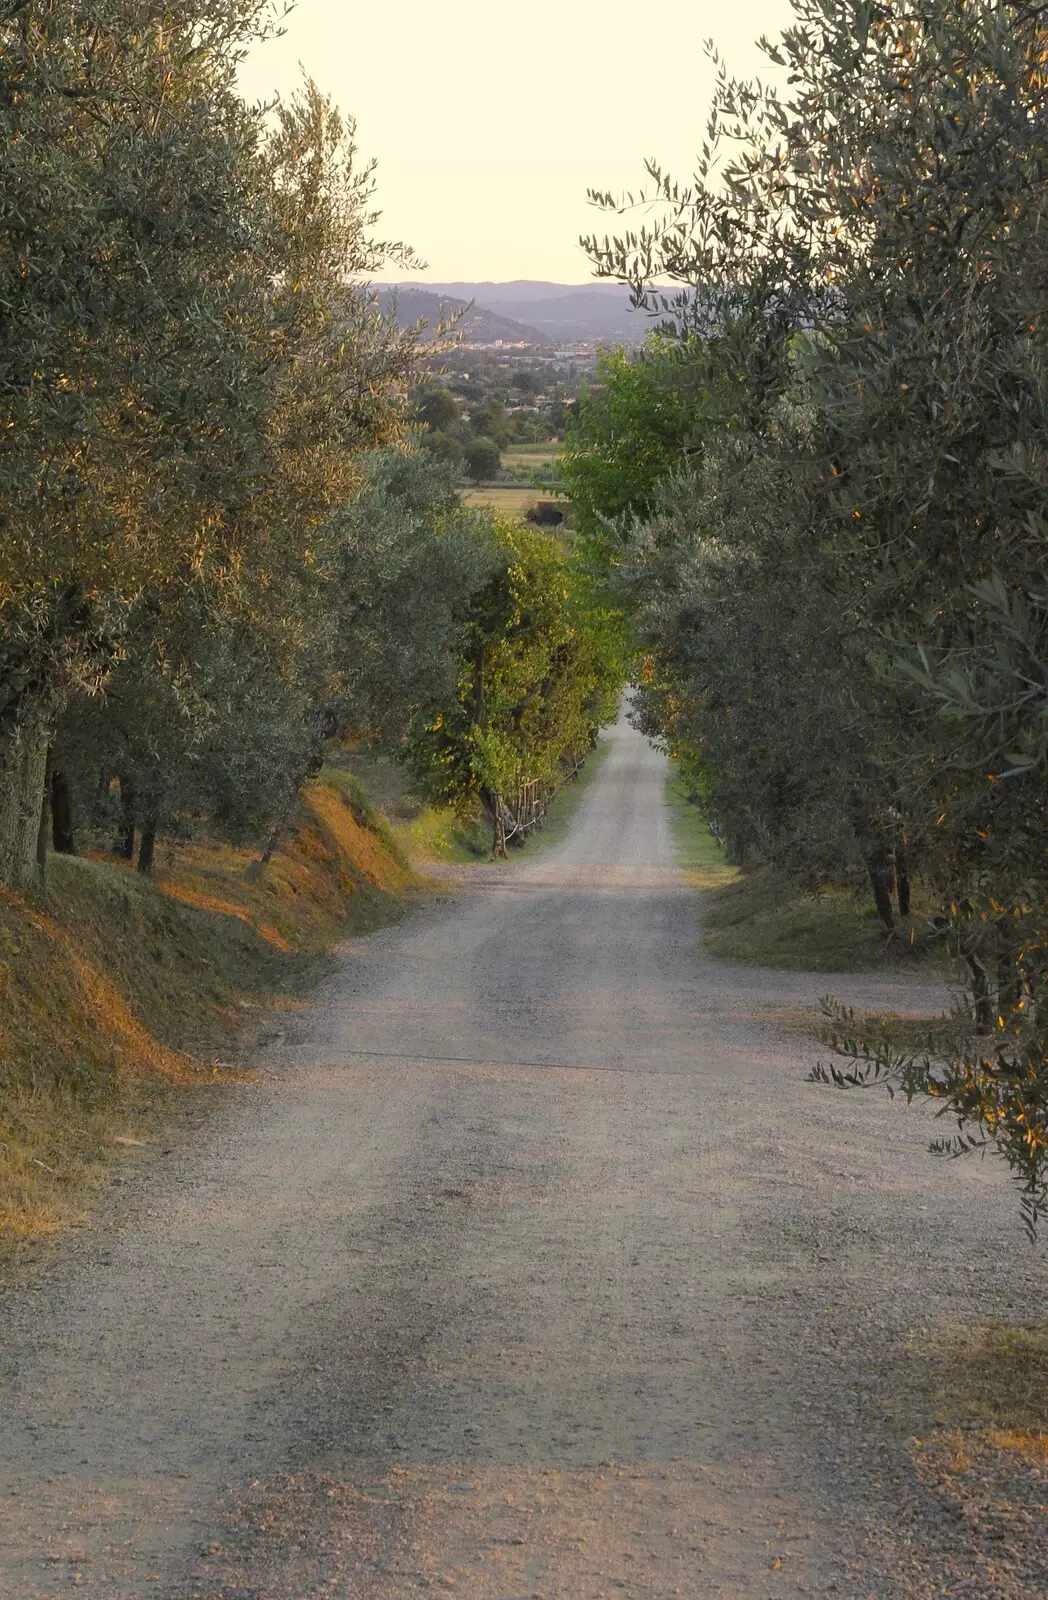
[330,749,491,864]
[702,868,949,971]
[916,1323,1048,1433]
[666,767,951,973]
[0,778,414,1263]
[665,770,740,890]
[900,1322,1048,1586]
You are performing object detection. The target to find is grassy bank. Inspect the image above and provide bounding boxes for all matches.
[666,767,950,973]
[0,778,414,1261]
[2,740,613,1257]
[336,737,611,866]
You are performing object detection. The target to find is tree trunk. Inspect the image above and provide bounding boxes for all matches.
[35,745,53,885]
[867,857,896,931]
[50,768,77,855]
[479,786,505,858]
[137,819,157,875]
[245,821,282,882]
[116,775,136,860]
[245,773,305,882]
[895,847,911,918]
[0,710,53,890]
[967,951,994,1031]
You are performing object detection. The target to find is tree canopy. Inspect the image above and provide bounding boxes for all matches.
[579,0,1048,1231]
[0,1,623,892]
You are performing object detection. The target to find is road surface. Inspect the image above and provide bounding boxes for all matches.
[1,714,1042,1598]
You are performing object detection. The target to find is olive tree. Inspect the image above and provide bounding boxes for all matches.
[583,0,1048,1224]
[0,4,422,885]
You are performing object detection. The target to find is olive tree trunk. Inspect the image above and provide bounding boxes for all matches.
[50,768,77,855]
[137,817,157,874]
[0,711,53,890]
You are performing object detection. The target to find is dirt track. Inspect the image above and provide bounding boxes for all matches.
[2,714,1045,1598]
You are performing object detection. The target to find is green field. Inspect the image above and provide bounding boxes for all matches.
[502,444,561,471]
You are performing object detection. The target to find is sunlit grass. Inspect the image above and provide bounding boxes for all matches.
[463,485,549,514]
[336,739,610,866]
[1,778,414,1258]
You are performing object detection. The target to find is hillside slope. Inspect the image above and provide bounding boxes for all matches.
[375,288,549,346]
[0,778,416,1257]
[382,280,660,342]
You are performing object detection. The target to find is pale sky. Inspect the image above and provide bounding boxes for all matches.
[239,0,797,283]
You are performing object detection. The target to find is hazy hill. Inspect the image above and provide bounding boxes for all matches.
[384,281,661,343]
[375,288,549,346]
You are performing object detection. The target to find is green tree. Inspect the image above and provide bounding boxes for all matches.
[583,0,1048,1228]
[468,399,512,447]
[324,449,504,742]
[463,437,502,483]
[405,515,626,835]
[422,430,465,470]
[0,0,277,885]
[414,385,459,432]
[0,6,420,887]
[559,342,713,557]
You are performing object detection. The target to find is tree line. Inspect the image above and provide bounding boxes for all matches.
[0,2,622,890]
[565,0,1048,1231]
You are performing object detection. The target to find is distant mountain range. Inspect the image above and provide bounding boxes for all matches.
[377,281,663,346]
[375,289,549,347]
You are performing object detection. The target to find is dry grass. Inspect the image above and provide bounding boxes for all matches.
[665,767,955,975]
[158,780,414,956]
[665,771,740,890]
[0,1081,189,1254]
[901,1331,1048,1595]
[328,749,492,864]
[502,444,560,467]
[462,484,569,518]
[914,1322,1048,1435]
[0,778,415,1261]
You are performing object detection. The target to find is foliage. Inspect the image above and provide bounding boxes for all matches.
[405,514,626,820]
[559,341,714,553]
[813,981,1048,1241]
[324,449,504,742]
[463,436,502,483]
[581,0,1048,1224]
[414,385,459,432]
[0,2,431,883]
[50,446,506,862]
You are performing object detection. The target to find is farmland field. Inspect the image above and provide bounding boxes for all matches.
[463,484,568,515]
[502,443,561,471]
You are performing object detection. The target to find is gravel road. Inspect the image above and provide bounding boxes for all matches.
[2,713,1046,1599]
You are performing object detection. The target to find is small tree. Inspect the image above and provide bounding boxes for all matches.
[464,437,502,484]
[560,341,712,556]
[415,386,459,432]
